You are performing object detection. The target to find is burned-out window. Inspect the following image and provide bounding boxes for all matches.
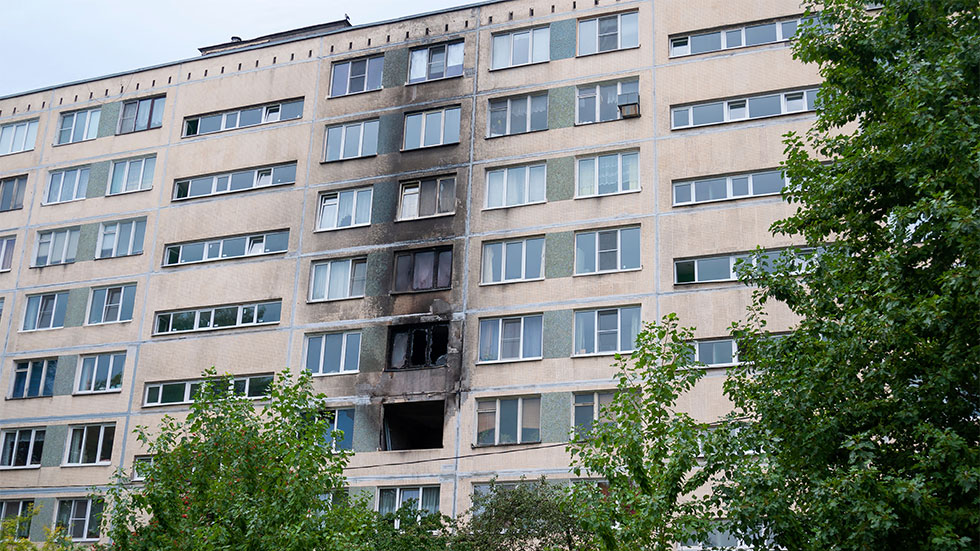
[382,400,444,450]
[393,247,452,293]
[389,323,449,370]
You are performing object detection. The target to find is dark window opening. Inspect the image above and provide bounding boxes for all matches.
[393,247,453,292]
[382,400,444,450]
[388,323,449,370]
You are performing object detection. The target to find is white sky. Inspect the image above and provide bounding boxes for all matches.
[0,0,473,97]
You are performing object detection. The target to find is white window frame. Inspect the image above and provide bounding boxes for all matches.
[671,88,819,129]
[408,41,464,83]
[34,227,79,267]
[63,424,114,465]
[0,119,39,155]
[669,17,803,58]
[575,80,639,124]
[574,227,641,275]
[575,151,640,197]
[577,11,639,55]
[324,119,379,161]
[173,163,296,200]
[0,236,15,272]
[56,108,101,145]
[118,96,165,134]
[75,352,126,394]
[131,456,152,482]
[477,314,544,363]
[491,26,550,70]
[572,391,616,433]
[0,428,45,468]
[325,408,356,451]
[475,396,542,446]
[55,498,103,542]
[377,486,441,527]
[0,175,26,212]
[317,187,373,231]
[673,169,787,206]
[573,305,641,356]
[398,177,456,220]
[153,301,282,335]
[693,338,740,368]
[143,374,274,407]
[330,56,384,97]
[485,164,547,210]
[392,247,454,293]
[0,499,35,538]
[10,359,57,398]
[163,230,288,266]
[480,236,545,284]
[23,292,68,331]
[45,167,90,204]
[488,94,548,137]
[86,284,136,325]
[402,106,461,150]
[305,331,361,375]
[108,156,155,195]
[183,99,303,137]
[309,257,368,302]
[673,254,748,284]
[97,220,146,258]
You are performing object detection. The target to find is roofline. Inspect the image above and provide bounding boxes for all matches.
[0,0,506,102]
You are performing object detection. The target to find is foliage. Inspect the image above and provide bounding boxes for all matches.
[371,507,454,551]
[568,314,713,551]
[452,477,598,551]
[1,508,82,550]
[95,369,364,551]
[708,0,980,549]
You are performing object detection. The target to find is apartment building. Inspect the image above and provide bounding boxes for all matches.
[0,0,815,543]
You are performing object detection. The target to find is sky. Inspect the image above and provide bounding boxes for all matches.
[0,0,473,97]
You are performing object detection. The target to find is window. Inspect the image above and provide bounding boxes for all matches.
[673,254,749,284]
[393,247,452,292]
[306,332,360,375]
[0,236,15,271]
[679,527,752,550]
[108,156,155,195]
[97,220,146,258]
[478,314,543,362]
[331,57,384,96]
[670,17,802,57]
[45,167,89,204]
[118,96,165,134]
[578,11,639,55]
[131,456,152,482]
[398,177,455,219]
[577,80,639,124]
[378,486,440,519]
[476,396,541,445]
[183,99,303,136]
[317,187,372,230]
[65,424,114,465]
[488,94,548,137]
[1,500,34,538]
[0,428,44,468]
[23,292,68,331]
[0,175,26,212]
[76,353,125,394]
[87,284,136,325]
[326,408,355,451]
[324,119,379,161]
[173,163,296,200]
[575,227,641,274]
[389,323,449,370]
[574,306,641,355]
[34,228,79,267]
[154,300,282,335]
[671,88,819,129]
[481,236,544,284]
[382,401,444,450]
[56,499,103,541]
[694,339,738,367]
[492,27,550,69]
[0,119,38,155]
[674,169,786,205]
[576,151,639,197]
[485,164,545,209]
[10,359,56,398]
[57,108,101,144]
[409,41,464,83]
[403,106,461,150]
[574,391,615,435]
[143,374,273,406]
[164,230,288,266]
[310,258,367,301]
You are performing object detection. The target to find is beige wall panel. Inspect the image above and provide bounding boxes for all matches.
[16,248,150,291]
[656,0,806,56]
[136,328,288,383]
[173,62,318,123]
[676,371,734,421]
[29,184,160,229]
[166,127,309,186]
[155,188,301,245]
[143,259,291,314]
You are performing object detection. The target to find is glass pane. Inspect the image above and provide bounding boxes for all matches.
[673,108,689,127]
[522,315,542,358]
[745,23,778,45]
[597,16,619,51]
[732,177,750,196]
[578,158,595,196]
[419,180,437,217]
[524,238,543,279]
[306,336,322,373]
[404,114,422,149]
[323,333,343,373]
[487,170,504,208]
[413,251,435,290]
[753,171,784,195]
[726,29,743,47]
[575,311,596,354]
[443,108,460,144]
[597,154,618,194]
[482,242,502,283]
[620,306,641,351]
[695,178,728,202]
[361,120,379,156]
[437,250,452,288]
[579,19,597,55]
[509,97,527,134]
[620,227,640,269]
[575,232,596,274]
[199,114,222,134]
[622,153,638,191]
[337,190,355,227]
[492,34,511,70]
[327,260,351,300]
[675,260,695,283]
[532,27,550,62]
[512,31,530,65]
[578,91,596,124]
[331,62,350,96]
[521,397,540,442]
[691,31,721,53]
[748,94,782,118]
[409,49,428,82]
[240,107,262,126]
[213,307,238,327]
[692,102,725,126]
[697,257,732,281]
[785,92,806,112]
[498,399,518,444]
[501,318,522,359]
[439,178,455,213]
[428,46,446,79]
[781,20,798,39]
[367,57,384,90]
[598,84,618,121]
[344,333,360,371]
[528,165,546,202]
[506,167,525,206]
[446,42,464,76]
[343,124,361,158]
[479,319,499,361]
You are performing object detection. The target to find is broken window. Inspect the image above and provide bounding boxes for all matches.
[382,401,444,450]
[388,323,450,370]
[393,247,452,292]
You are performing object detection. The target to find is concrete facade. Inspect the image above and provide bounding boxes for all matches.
[0,0,813,542]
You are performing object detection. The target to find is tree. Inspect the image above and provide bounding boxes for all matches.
[453,477,598,551]
[96,369,371,551]
[1,508,82,551]
[708,0,980,549]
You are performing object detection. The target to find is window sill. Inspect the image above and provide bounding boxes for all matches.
[42,197,86,206]
[0,465,41,470]
[0,269,10,273]
[575,44,641,59]
[574,188,642,200]
[668,39,791,60]
[61,463,112,468]
[83,319,133,328]
[390,287,451,296]
[310,370,359,377]
[74,389,124,396]
[573,267,643,277]
[400,140,461,153]
[327,87,383,100]
[485,127,549,140]
[405,73,465,87]
[106,187,152,198]
[116,126,163,136]
[321,153,378,165]
[162,250,286,269]
[384,365,447,373]
[181,116,302,140]
[52,137,97,147]
[18,326,64,333]
[171,180,295,202]
[152,320,280,337]
[572,351,632,359]
[313,223,371,234]
[670,108,816,131]
[472,440,541,449]
[482,200,547,212]
[0,149,35,158]
[574,117,630,127]
[476,357,543,366]
[673,278,739,286]
[94,252,143,261]
[487,60,550,73]
[394,211,455,223]
[307,295,365,304]
[5,395,54,400]
[672,191,781,208]
[30,261,77,270]
[478,277,545,287]
[143,401,192,408]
